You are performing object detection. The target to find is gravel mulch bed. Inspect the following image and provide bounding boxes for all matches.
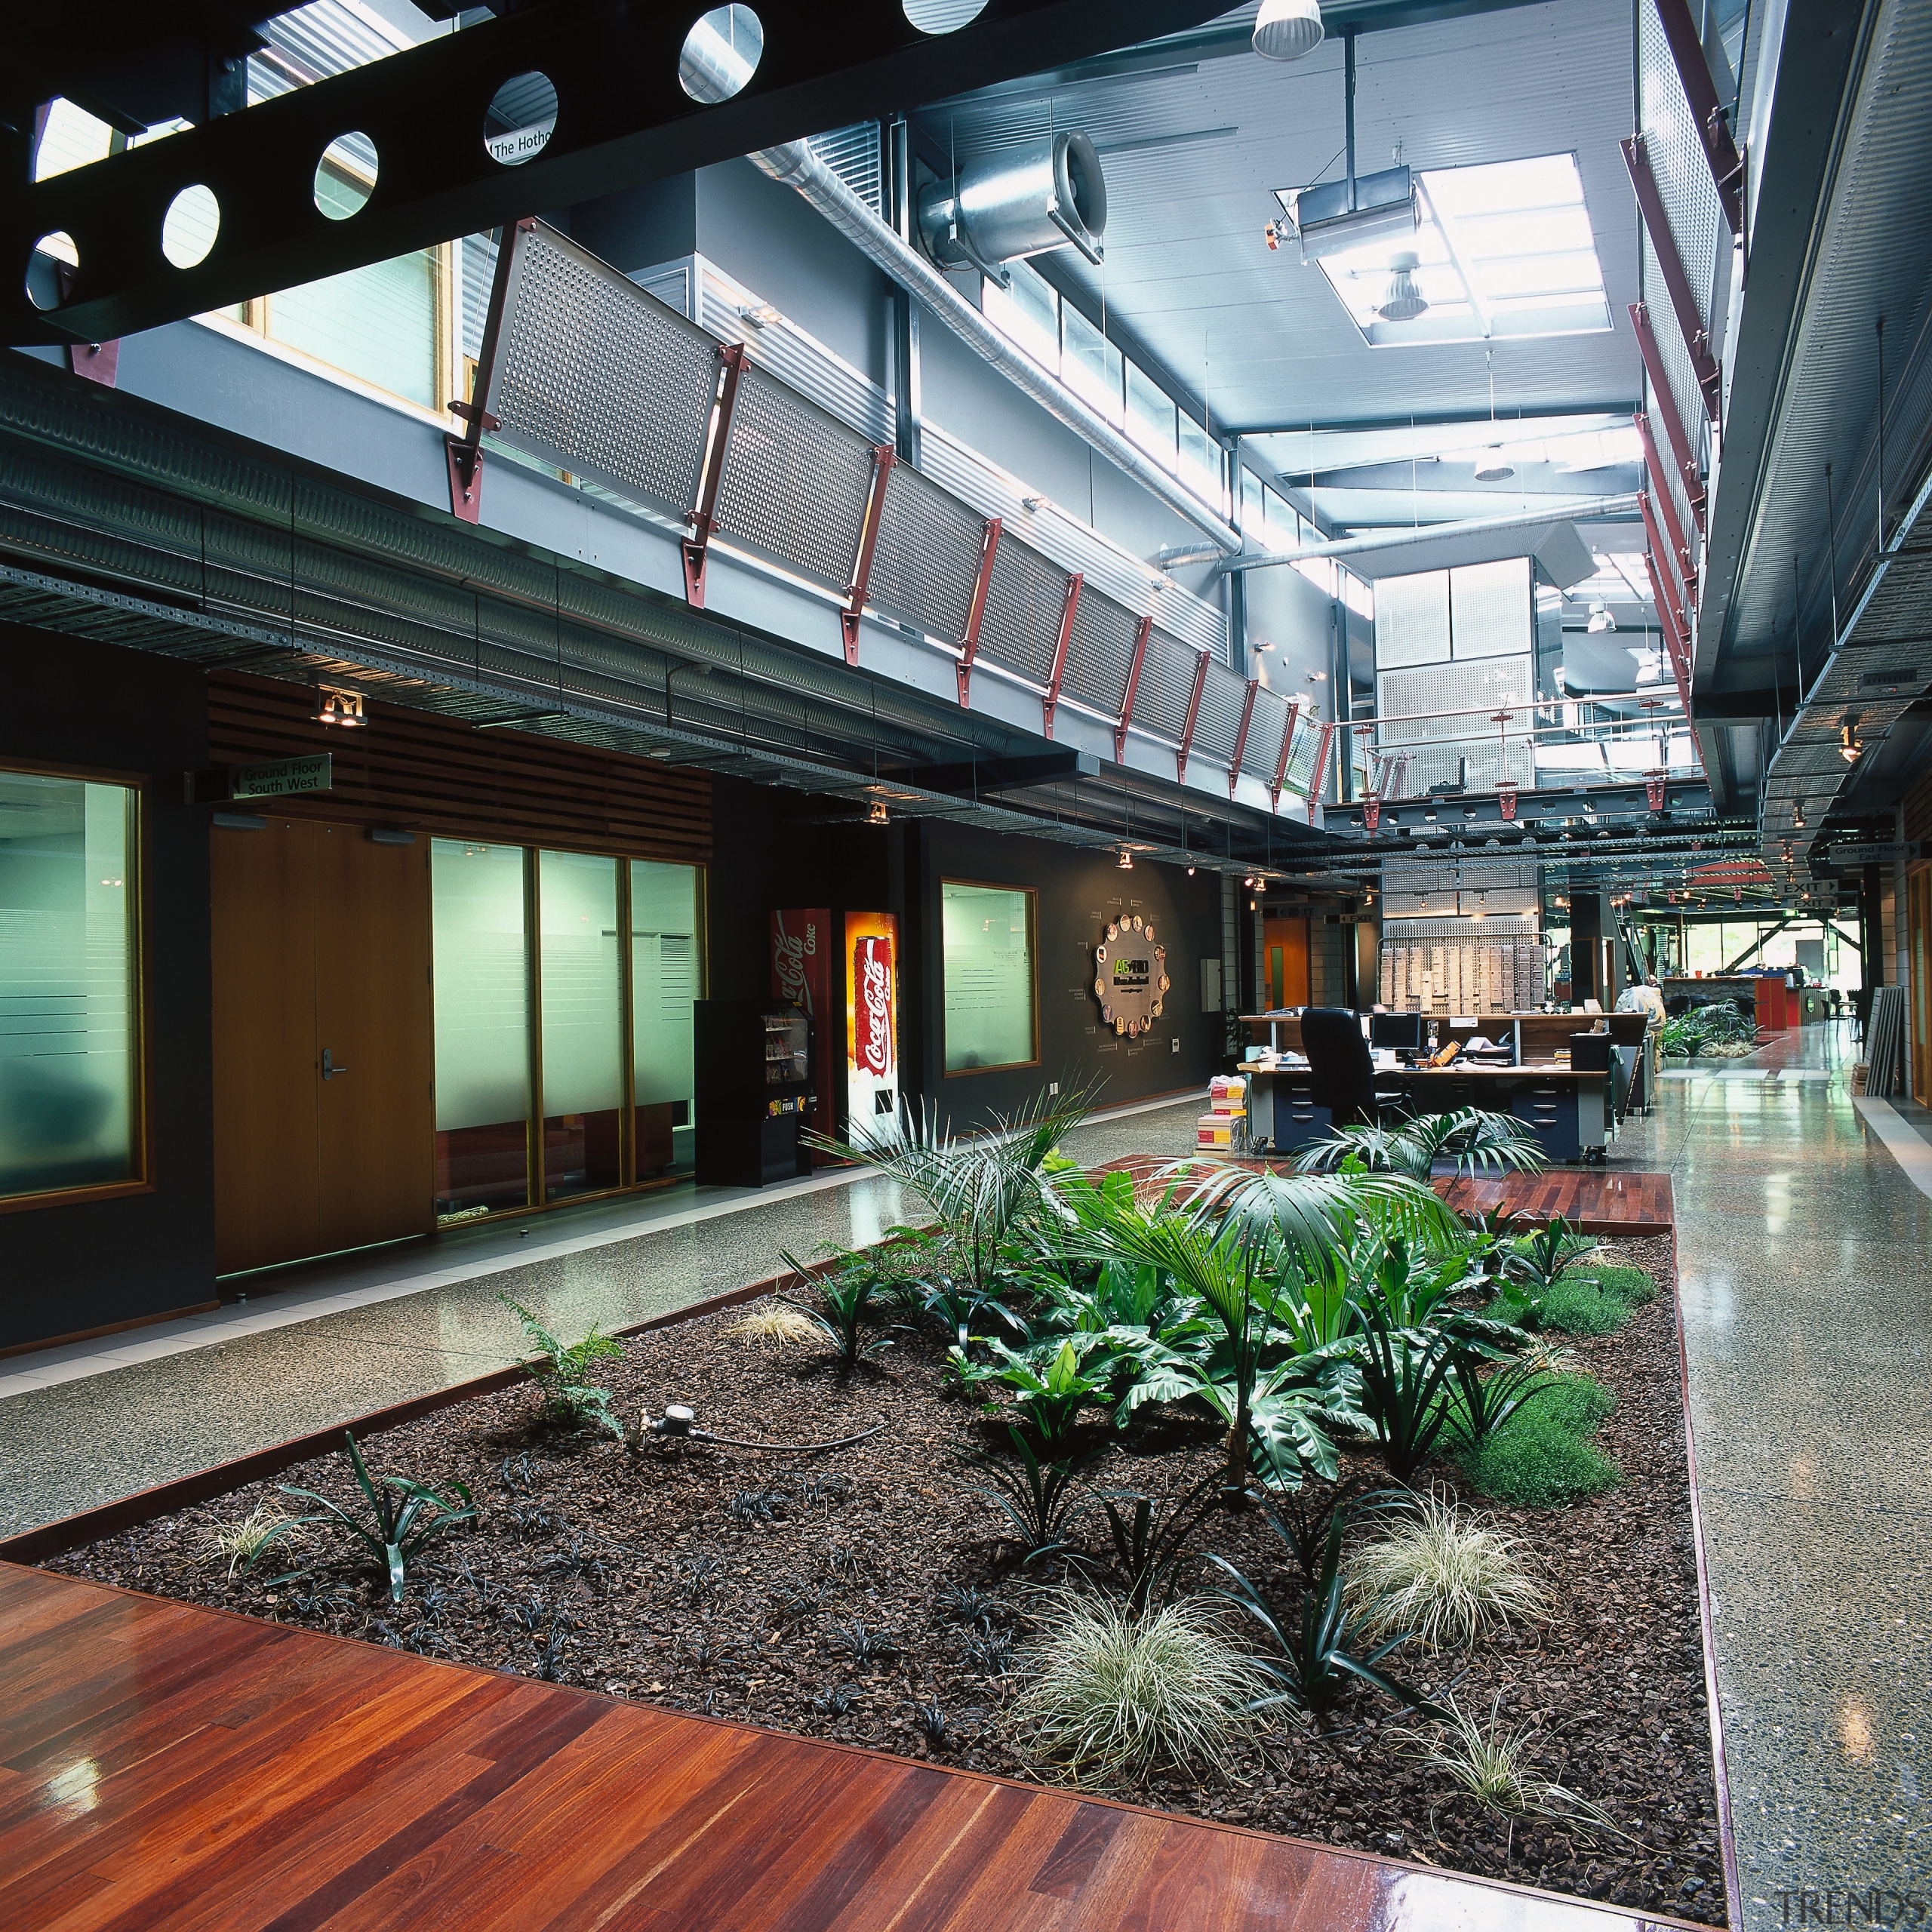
[48,1229,1723,1925]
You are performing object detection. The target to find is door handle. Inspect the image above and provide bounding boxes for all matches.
[321,1048,348,1080]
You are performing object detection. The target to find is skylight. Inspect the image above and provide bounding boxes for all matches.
[1310,153,1611,348]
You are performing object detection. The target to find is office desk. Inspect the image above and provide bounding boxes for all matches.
[1246,1063,1609,1163]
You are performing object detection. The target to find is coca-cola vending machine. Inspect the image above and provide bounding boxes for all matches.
[769,909,832,1149]
[844,911,900,1131]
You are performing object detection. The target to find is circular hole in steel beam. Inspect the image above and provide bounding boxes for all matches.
[315,133,378,218]
[678,7,764,103]
[26,232,78,309]
[484,71,558,166]
[162,186,220,268]
[903,0,987,32]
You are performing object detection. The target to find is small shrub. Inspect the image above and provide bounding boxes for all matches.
[962,1426,1099,1565]
[1349,1490,1550,1649]
[1537,1274,1630,1337]
[679,1552,724,1601]
[724,1301,822,1347]
[1012,1593,1269,1784]
[938,1583,997,1627]
[278,1430,475,1605]
[796,1472,854,1507]
[500,1296,623,1435]
[813,1683,858,1715]
[1457,1375,1620,1506]
[830,1620,901,1665]
[1578,1262,1657,1306]
[910,1697,951,1749]
[728,1487,790,1526]
[204,1503,303,1580]
[962,1627,1015,1674]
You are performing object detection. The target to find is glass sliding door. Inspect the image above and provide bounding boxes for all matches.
[0,770,140,1200]
[630,860,700,1177]
[429,839,531,1219]
[538,848,622,1200]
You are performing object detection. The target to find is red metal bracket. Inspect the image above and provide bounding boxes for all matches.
[840,444,897,666]
[1652,0,1746,238]
[1041,572,1083,740]
[1363,789,1382,832]
[1497,781,1517,823]
[1306,718,1337,825]
[1114,614,1151,761]
[1269,700,1301,810]
[446,217,531,526]
[1641,549,1694,715]
[1639,492,1695,636]
[1630,303,1707,528]
[55,263,118,387]
[956,516,1001,706]
[1174,648,1210,782]
[1635,411,1700,580]
[1620,141,1722,420]
[1227,677,1259,798]
[683,341,749,608]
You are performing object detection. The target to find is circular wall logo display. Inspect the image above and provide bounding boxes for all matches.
[1093,912,1169,1039]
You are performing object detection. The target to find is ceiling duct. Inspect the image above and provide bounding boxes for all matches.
[1274,29,1417,263]
[917,130,1109,278]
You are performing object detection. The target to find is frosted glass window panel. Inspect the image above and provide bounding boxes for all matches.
[1061,303,1124,424]
[1124,361,1176,468]
[630,860,699,1106]
[540,849,622,1115]
[942,881,1036,1074]
[431,839,530,1131]
[0,773,137,1196]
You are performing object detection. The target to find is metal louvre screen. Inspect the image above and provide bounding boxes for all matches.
[1131,628,1200,740]
[1244,689,1287,778]
[978,535,1069,688]
[1061,588,1140,716]
[488,226,717,521]
[866,463,984,643]
[713,366,875,592]
[1192,661,1247,767]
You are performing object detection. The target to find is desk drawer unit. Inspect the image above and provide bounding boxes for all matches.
[1510,1080,1580,1164]
[1270,1080,1331,1152]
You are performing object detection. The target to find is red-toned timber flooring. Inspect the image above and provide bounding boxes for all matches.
[1098,1159,1674,1236]
[2,1566,1700,1932]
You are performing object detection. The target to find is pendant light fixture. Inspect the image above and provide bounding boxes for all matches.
[1253,0,1324,62]
[1376,251,1428,322]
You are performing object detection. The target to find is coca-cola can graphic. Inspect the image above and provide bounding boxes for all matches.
[853,932,895,1077]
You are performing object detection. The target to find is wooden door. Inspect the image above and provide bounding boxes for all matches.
[211,819,432,1273]
[1263,918,1310,1008]
[313,823,433,1256]
[211,820,321,1274]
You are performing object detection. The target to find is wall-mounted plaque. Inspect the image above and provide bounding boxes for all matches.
[1093,913,1169,1039]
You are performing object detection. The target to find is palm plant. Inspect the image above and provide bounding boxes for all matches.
[778,1246,899,1372]
[1291,1107,1547,1184]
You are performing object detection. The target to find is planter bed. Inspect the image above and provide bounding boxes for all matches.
[42,1226,1724,1925]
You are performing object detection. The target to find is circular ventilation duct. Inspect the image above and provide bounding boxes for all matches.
[1376,250,1427,321]
[1253,0,1325,60]
[918,130,1108,275]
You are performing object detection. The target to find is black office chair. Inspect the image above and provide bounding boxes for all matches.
[1302,1007,1405,1128]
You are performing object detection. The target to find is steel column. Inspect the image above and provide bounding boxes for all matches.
[1175,648,1210,783]
[1620,142,1722,419]
[840,443,897,666]
[446,217,528,525]
[955,516,1001,706]
[1630,303,1707,525]
[1041,571,1083,740]
[1652,0,1746,237]
[1635,411,1699,580]
[1228,676,1259,798]
[683,341,749,609]
[1269,700,1301,810]
[1114,614,1151,760]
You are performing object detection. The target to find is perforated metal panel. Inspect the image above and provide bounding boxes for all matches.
[978,535,1069,688]
[714,367,876,592]
[1376,657,1534,792]
[1060,587,1140,717]
[1192,661,1247,767]
[490,226,718,521]
[1244,688,1287,778]
[1449,558,1531,659]
[1374,569,1451,669]
[1131,628,1201,740]
[865,462,985,644]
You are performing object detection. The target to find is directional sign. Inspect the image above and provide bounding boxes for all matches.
[231,755,333,800]
[1820,841,1921,867]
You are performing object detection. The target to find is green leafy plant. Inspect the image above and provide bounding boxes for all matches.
[963,1425,1099,1564]
[966,1337,1112,1449]
[1350,1301,1463,1481]
[1292,1107,1548,1185]
[778,1246,898,1373]
[1208,1505,1443,1724]
[1094,1466,1224,1615]
[1438,1349,1558,1454]
[203,1503,305,1580]
[500,1294,623,1434]
[1348,1489,1551,1649]
[1012,1592,1270,1783]
[1660,1000,1756,1060]
[278,1430,475,1604]
[1455,1374,1620,1506]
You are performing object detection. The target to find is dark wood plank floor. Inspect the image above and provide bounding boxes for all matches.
[1,1566,1696,1931]
[1098,1159,1674,1234]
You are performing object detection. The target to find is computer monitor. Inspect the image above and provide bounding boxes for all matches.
[1371,1011,1424,1054]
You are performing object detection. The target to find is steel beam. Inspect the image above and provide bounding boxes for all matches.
[1620,139,1722,419]
[683,342,747,610]
[1640,491,1694,635]
[1041,571,1082,740]
[1306,719,1337,825]
[1228,678,1260,798]
[446,217,528,526]
[1175,648,1210,783]
[841,443,896,666]
[1630,302,1707,525]
[1270,700,1302,810]
[9,0,1232,348]
[955,515,1000,706]
[1651,0,1746,237]
[1115,614,1151,761]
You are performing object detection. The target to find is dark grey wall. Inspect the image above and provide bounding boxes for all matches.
[904,819,1222,1130]
[0,625,215,1352]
